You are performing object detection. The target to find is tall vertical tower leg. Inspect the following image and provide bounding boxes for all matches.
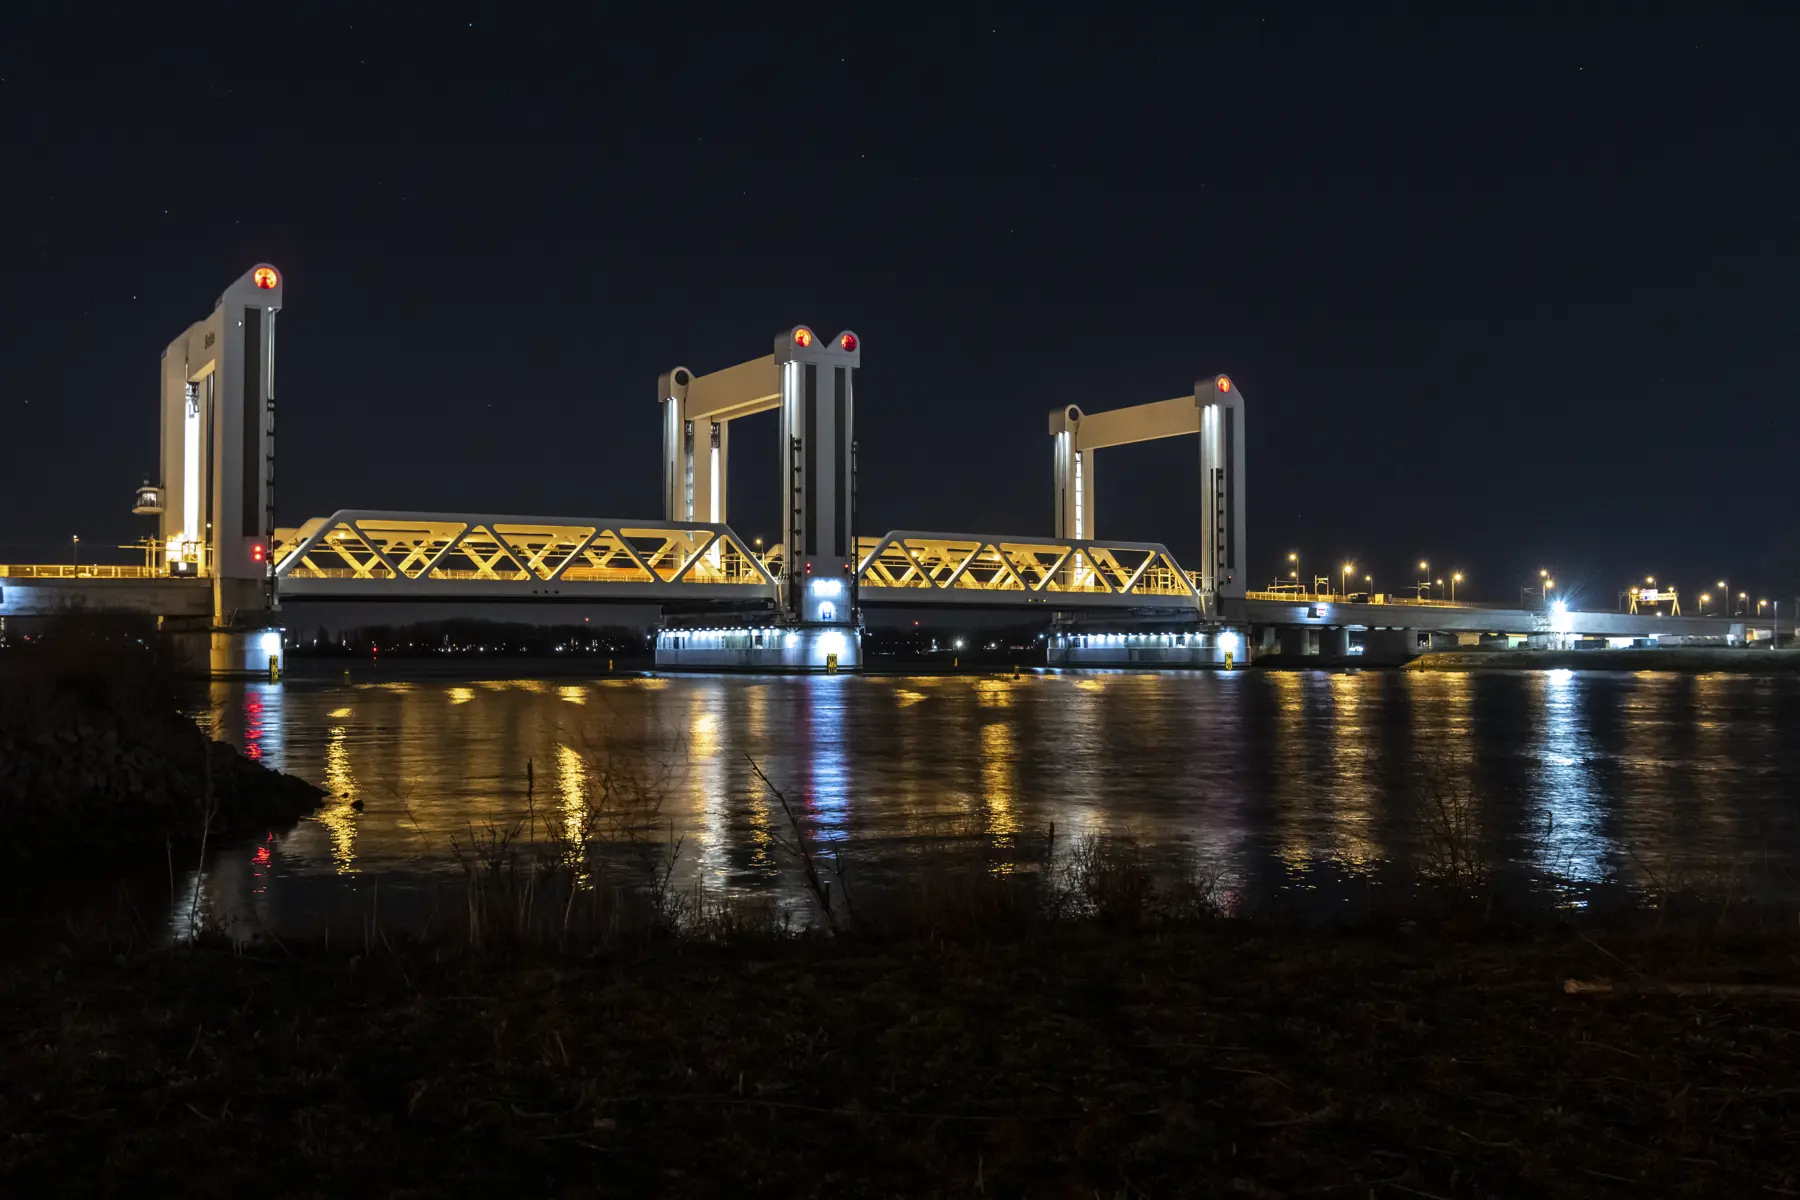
[154,264,285,675]
[775,326,861,663]
[1197,374,1247,606]
[657,369,693,520]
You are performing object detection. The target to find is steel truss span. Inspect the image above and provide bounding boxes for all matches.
[854,531,1205,612]
[272,511,778,603]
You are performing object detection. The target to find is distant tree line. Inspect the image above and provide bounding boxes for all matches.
[293,618,650,659]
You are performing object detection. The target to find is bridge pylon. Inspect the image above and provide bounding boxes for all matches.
[652,325,864,670]
[141,264,285,675]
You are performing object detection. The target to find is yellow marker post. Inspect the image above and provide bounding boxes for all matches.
[268,654,280,682]
[1224,651,1234,671]
[826,652,839,674]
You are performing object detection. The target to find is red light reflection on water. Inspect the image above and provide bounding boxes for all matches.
[244,698,263,760]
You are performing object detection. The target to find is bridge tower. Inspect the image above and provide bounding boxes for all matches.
[142,264,285,674]
[653,325,863,670]
[1048,374,1248,611]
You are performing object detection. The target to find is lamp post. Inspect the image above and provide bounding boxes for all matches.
[1288,551,1299,594]
[1341,562,1353,598]
[1451,571,1463,603]
[1700,592,1712,615]
[1418,559,1430,599]
[1716,580,1728,618]
[1738,591,1748,617]
[71,534,79,572]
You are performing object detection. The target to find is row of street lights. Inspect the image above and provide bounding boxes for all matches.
[1281,552,1464,601]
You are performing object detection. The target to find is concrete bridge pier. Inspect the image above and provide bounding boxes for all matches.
[1362,628,1424,663]
[1277,626,1315,657]
[1317,626,1350,658]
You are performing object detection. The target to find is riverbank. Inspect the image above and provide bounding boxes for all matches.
[2,923,1795,1196]
[0,638,324,868]
[1409,647,1800,672]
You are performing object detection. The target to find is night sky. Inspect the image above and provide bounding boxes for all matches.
[3,9,1796,612]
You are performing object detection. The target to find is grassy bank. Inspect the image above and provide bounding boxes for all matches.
[0,631,322,868]
[3,921,1797,1197]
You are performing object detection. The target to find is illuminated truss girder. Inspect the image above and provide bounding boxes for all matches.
[854,532,1205,612]
[271,511,779,602]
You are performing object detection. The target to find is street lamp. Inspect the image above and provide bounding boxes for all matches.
[71,534,79,571]
[1451,571,1463,603]
[1341,562,1353,597]
[1418,559,1429,599]
[1738,591,1748,616]
[1716,580,1728,617]
[1700,592,1712,614]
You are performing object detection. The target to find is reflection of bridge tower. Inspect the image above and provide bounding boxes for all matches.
[140,265,285,675]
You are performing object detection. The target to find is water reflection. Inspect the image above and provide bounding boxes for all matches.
[186,667,1800,934]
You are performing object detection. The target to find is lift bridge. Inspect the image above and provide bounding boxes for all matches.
[1,263,1761,673]
[5,264,1239,672]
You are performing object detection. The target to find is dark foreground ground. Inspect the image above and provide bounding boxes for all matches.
[4,927,1796,1198]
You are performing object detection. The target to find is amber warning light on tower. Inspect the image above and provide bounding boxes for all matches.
[793,327,813,347]
[839,332,857,351]
[1216,375,1231,393]
[253,267,279,290]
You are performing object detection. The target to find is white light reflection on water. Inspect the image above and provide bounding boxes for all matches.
[1533,669,1612,886]
[803,679,851,843]
[170,667,1800,937]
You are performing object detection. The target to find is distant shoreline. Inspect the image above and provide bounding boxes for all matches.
[1408,647,1800,672]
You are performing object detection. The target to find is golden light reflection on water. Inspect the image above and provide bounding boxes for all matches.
[974,677,1016,708]
[1323,671,1377,867]
[557,742,588,858]
[558,685,587,705]
[1271,671,1316,872]
[316,725,359,873]
[979,720,1019,837]
[190,668,1800,932]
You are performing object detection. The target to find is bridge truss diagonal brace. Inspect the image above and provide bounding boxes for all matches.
[274,511,781,602]
[853,531,1204,612]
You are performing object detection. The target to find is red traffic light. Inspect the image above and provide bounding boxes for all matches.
[839,333,857,351]
[253,267,279,290]
[251,543,267,563]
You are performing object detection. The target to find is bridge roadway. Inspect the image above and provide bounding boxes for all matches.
[0,567,210,618]
[2,518,1772,642]
[1229,594,1757,641]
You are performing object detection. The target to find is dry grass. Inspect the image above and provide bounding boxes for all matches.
[4,926,1798,1197]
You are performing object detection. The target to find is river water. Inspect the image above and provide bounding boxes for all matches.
[184,664,1800,934]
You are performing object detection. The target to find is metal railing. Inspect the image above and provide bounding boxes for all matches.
[0,564,166,580]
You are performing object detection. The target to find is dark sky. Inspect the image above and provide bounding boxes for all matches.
[3,8,1796,611]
